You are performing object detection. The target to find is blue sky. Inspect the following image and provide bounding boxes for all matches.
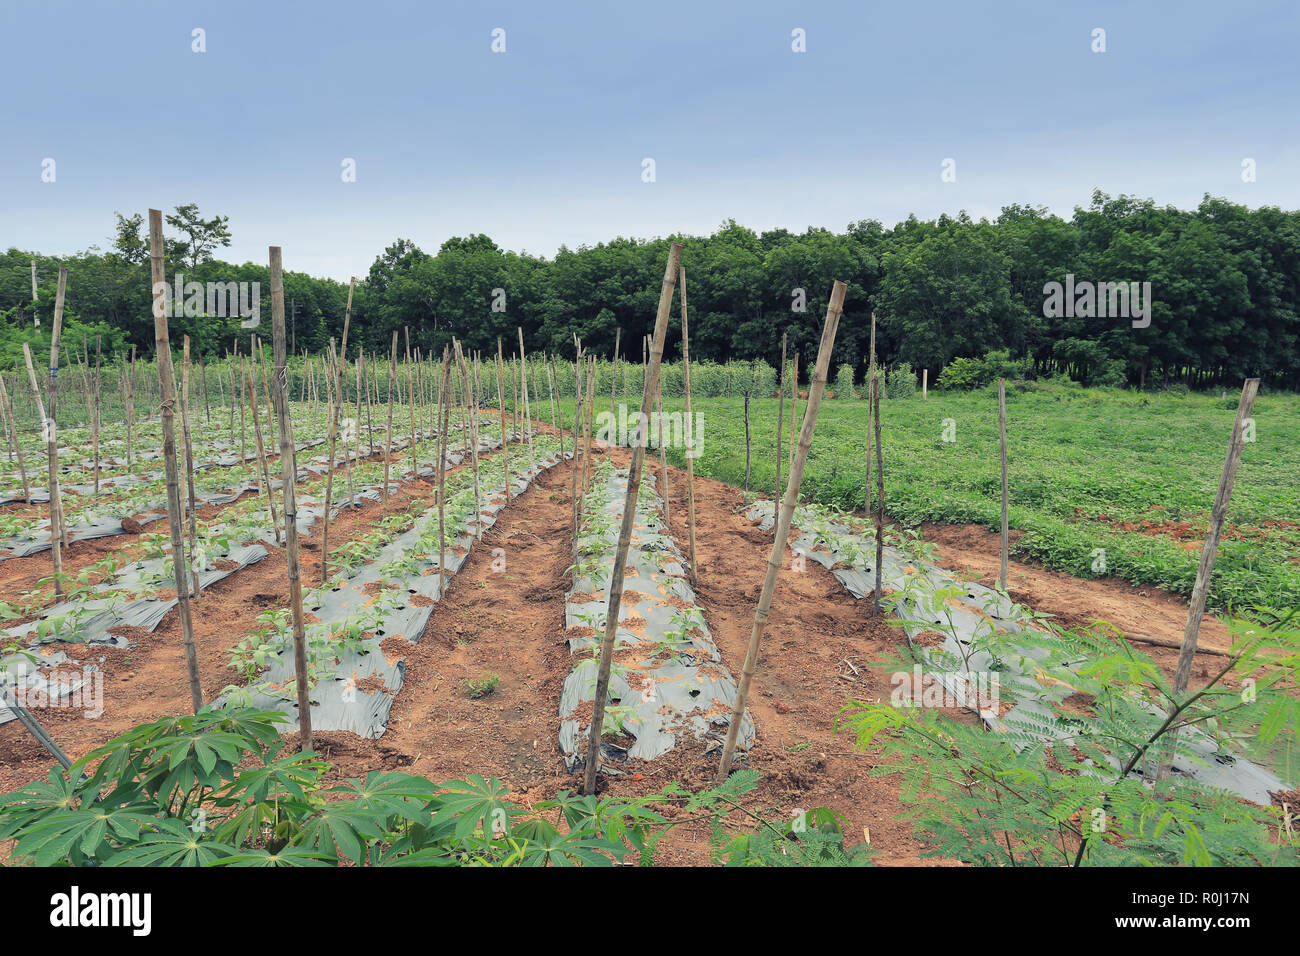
[2,0,1297,281]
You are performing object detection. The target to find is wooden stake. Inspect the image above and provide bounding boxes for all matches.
[518,327,536,472]
[922,367,928,399]
[381,332,396,504]
[584,242,683,795]
[717,281,846,783]
[998,379,1009,592]
[245,362,281,545]
[744,390,751,494]
[872,372,885,612]
[268,246,312,752]
[149,210,203,714]
[681,265,697,580]
[496,338,510,500]
[776,332,787,498]
[1171,379,1260,695]
[180,337,200,598]
[0,376,29,502]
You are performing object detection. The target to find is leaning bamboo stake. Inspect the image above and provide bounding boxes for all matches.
[1171,378,1260,696]
[149,210,203,714]
[180,337,200,598]
[998,379,1009,592]
[496,338,510,500]
[22,339,66,589]
[656,364,668,519]
[584,242,683,795]
[268,246,313,752]
[681,265,698,580]
[245,363,281,545]
[0,376,29,502]
[717,280,846,783]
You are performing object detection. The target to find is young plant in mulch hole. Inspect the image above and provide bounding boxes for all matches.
[462,672,500,699]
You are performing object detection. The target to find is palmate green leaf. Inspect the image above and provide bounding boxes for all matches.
[0,767,79,840]
[210,846,334,867]
[8,801,158,866]
[104,819,236,867]
[515,828,625,867]
[297,801,383,865]
[428,774,520,840]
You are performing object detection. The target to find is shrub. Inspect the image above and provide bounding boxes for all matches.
[937,356,986,390]
[834,363,857,399]
[885,363,916,399]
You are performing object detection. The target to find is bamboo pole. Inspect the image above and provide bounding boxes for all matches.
[518,327,536,472]
[570,342,585,555]
[776,332,787,497]
[789,350,799,479]
[998,379,1009,592]
[384,331,397,504]
[0,376,29,502]
[436,348,452,581]
[245,362,281,545]
[496,338,510,500]
[1171,378,1260,695]
[584,242,682,795]
[717,280,846,783]
[268,246,312,752]
[872,371,885,612]
[92,336,101,495]
[180,337,200,598]
[922,367,928,399]
[610,328,621,437]
[680,266,698,580]
[656,363,668,519]
[149,210,203,714]
[455,341,483,538]
[743,390,751,494]
[321,338,342,582]
[125,346,136,469]
[405,328,417,477]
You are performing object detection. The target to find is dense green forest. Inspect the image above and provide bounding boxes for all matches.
[3,190,1298,390]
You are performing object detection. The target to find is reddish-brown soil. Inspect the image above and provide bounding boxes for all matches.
[915,521,1238,683]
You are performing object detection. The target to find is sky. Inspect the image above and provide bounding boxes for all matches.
[1,0,1297,281]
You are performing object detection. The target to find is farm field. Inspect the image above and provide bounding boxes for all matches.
[565,385,1300,614]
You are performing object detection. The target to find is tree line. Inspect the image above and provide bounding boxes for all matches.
[3,190,1297,390]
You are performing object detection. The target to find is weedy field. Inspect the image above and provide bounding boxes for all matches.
[619,384,1300,614]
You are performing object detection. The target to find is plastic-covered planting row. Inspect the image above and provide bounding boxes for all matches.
[0,649,97,727]
[222,439,570,739]
[0,422,492,560]
[0,428,527,655]
[743,500,1288,805]
[560,462,754,774]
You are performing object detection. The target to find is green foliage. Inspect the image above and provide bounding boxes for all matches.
[833,363,858,399]
[0,708,869,867]
[461,673,500,699]
[835,614,1300,866]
